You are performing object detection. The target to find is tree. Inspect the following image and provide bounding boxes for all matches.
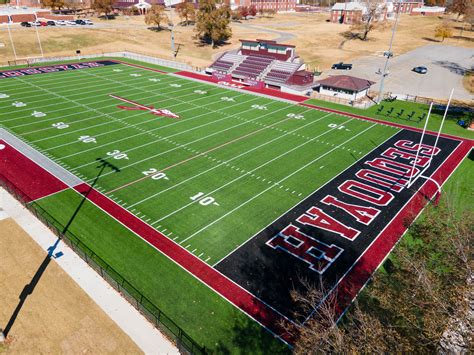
[176,1,196,26]
[195,0,232,47]
[145,5,168,30]
[434,22,453,42]
[248,5,257,16]
[448,0,472,21]
[92,0,114,19]
[354,0,386,41]
[41,0,64,11]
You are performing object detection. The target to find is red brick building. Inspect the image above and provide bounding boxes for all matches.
[224,0,297,12]
[330,2,364,24]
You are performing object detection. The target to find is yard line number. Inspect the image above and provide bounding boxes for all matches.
[251,104,267,111]
[52,122,69,129]
[106,149,129,160]
[142,168,169,181]
[79,135,97,144]
[190,192,220,207]
[328,123,350,131]
[32,111,46,118]
[287,113,304,120]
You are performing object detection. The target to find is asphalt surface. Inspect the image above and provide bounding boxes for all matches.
[323,45,474,101]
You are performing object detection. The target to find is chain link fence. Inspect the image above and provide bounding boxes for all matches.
[0,174,206,355]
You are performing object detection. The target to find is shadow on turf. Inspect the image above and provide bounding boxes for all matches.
[1,159,120,339]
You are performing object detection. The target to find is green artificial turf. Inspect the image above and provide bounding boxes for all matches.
[32,188,288,353]
[304,98,474,140]
[1,60,470,352]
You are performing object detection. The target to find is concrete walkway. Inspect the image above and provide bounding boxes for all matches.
[0,188,179,355]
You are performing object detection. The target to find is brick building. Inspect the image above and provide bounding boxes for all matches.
[330,2,364,24]
[224,0,297,12]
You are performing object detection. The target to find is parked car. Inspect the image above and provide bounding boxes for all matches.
[20,21,31,27]
[331,62,353,70]
[55,20,67,26]
[75,19,86,25]
[83,19,93,25]
[30,21,41,26]
[412,66,428,74]
[47,20,56,26]
[66,20,77,26]
[39,21,48,26]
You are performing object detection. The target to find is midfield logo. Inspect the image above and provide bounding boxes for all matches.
[110,94,180,119]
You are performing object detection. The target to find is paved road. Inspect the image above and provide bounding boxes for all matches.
[323,45,474,101]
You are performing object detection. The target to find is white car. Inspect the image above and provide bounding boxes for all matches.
[66,20,77,26]
[55,20,67,26]
[30,21,41,26]
[83,19,93,25]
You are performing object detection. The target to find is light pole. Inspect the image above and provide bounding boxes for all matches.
[376,0,401,103]
[165,0,176,57]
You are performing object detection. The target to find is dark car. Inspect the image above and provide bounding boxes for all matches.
[20,21,31,27]
[412,66,428,74]
[332,62,353,70]
[75,19,86,25]
[47,20,56,26]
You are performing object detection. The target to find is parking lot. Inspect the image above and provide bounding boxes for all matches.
[323,44,473,101]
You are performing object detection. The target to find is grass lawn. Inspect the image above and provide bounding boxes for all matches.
[305,98,473,140]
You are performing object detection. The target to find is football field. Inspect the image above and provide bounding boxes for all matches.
[0,59,470,350]
[0,61,397,263]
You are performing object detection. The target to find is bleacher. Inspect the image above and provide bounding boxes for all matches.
[232,56,274,79]
[205,39,315,93]
[263,62,301,84]
[208,53,243,73]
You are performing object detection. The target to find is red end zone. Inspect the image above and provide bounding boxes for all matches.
[0,140,68,202]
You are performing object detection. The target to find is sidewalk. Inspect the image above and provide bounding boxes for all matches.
[0,188,178,355]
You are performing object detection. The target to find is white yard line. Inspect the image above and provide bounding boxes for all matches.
[0,188,178,354]
[150,116,356,224]
[0,67,180,106]
[127,108,327,209]
[0,76,200,123]
[60,95,268,163]
[179,123,377,244]
[14,85,241,135]
[72,98,284,173]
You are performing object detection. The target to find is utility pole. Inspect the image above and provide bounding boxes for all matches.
[165,0,176,57]
[376,0,401,103]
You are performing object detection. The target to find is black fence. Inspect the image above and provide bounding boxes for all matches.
[0,174,206,355]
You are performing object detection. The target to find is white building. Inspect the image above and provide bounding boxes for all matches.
[317,75,375,101]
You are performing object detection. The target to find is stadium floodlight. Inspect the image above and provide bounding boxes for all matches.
[33,23,45,58]
[376,0,401,103]
[6,23,18,61]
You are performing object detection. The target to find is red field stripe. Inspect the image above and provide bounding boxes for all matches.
[0,140,68,202]
[72,183,292,343]
[333,139,473,317]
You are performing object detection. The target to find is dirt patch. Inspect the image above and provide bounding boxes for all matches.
[0,12,472,71]
[462,71,473,93]
[0,218,142,354]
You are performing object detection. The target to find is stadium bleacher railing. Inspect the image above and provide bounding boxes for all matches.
[0,174,206,355]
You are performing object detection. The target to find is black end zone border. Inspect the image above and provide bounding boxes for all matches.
[216,129,468,324]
